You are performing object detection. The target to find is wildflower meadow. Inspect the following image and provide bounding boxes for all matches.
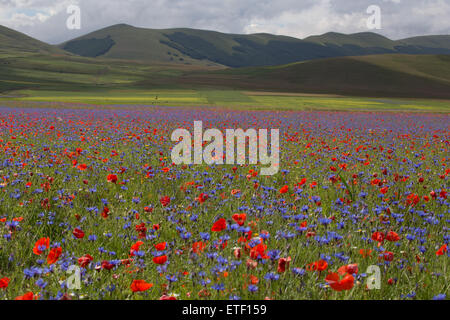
[0,105,448,300]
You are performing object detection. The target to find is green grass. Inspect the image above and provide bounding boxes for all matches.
[1,88,449,112]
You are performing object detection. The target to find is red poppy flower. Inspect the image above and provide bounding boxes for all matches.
[371,231,384,243]
[277,256,291,273]
[144,206,153,213]
[297,178,307,187]
[78,254,94,267]
[359,248,372,258]
[279,185,289,194]
[380,186,389,194]
[196,193,209,203]
[154,242,166,251]
[73,228,85,239]
[211,218,227,232]
[193,241,207,254]
[130,280,153,292]
[385,231,400,242]
[0,277,10,289]
[135,223,147,232]
[232,213,247,226]
[107,174,118,183]
[153,255,167,264]
[121,258,133,265]
[383,251,394,261]
[371,178,381,186]
[231,189,241,195]
[436,244,447,256]
[15,292,35,300]
[249,243,269,260]
[406,193,420,206]
[101,260,114,270]
[47,247,62,265]
[160,196,171,207]
[325,272,355,291]
[249,275,259,285]
[307,260,328,272]
[33,237,50,255]
[337,263,358,275]
[130,241,144,256]
[101,206,109,219]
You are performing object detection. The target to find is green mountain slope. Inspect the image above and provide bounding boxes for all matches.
[305,32,397,48]
[59,24,450,67]
[177,54,450,99]
[59,24,339,67]
[399,35,450,51]
[304,32,450,55]
[0,25,65,55]
[59,24,222,66]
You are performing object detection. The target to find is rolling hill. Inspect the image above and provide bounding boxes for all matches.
[58,24,450,67]
[176,54,450,99]
[0,25,65,55]
[1,49,449,99]
[400,35,450,51]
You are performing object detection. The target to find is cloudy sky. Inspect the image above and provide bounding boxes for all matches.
[0,0,449,44]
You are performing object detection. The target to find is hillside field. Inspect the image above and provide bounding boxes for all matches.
[1,50,450,111]
[1,89,450,112]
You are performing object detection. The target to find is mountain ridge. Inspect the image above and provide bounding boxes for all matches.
[56,23,450,67]
[2,23,450,68]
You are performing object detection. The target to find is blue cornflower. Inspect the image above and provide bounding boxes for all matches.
[35,278,48,289]
[264,272,280,281]
[248,285,258,292]
[211,283,225,291]
[292,268,306,276]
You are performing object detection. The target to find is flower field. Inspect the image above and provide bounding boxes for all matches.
[0,105,448,300]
